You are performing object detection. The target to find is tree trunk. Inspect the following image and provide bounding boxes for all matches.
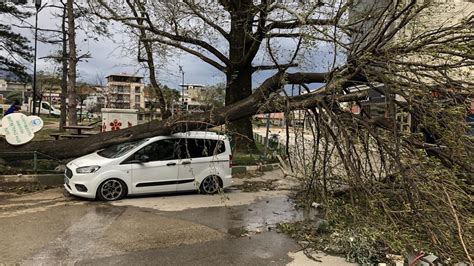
[226,66,256,151]
[128,1,169,120]
[66,0,77,126]
[227,0,257,151]
[59,2,67,131]
[143,41,169,120]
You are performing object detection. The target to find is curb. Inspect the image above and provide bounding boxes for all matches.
[0,174,63,185]
[232,163,280,175]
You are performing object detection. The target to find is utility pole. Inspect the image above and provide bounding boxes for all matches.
[179,66,185,113]
[32,0,42,115]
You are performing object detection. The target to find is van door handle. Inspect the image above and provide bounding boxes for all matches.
[182,161,191,165]
[166,162,176,166]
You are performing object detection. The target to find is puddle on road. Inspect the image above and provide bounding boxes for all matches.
[158,193,305,237]
[232,195,303,233]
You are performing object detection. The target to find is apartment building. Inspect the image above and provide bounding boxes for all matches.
[178,84,207,111]
[106,74,145,110]
[0,70,30,92]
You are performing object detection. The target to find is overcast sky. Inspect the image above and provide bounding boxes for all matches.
[5,1,345,91]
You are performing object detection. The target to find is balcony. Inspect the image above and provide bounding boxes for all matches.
[110,98,130,103]
[110,91,130,95]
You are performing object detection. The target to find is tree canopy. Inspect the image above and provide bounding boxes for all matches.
[87,0,347,149]
[5,90,23,104]
[0,3,32,81]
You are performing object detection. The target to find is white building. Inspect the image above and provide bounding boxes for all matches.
[178,84,207,111]
[106,74,145,110]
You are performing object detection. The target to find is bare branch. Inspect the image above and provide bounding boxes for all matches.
[183,0,229,40]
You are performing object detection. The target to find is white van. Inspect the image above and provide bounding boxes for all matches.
[64,131,233,201]
[31,101,61,117]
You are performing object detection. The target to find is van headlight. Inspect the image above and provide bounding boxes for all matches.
[76,166,101,174]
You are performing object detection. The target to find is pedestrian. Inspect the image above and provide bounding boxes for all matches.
[270,131,280,150]
[4,100,21,116]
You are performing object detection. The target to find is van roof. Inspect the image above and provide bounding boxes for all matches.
[171,131,224,138]
[144,131,228,142]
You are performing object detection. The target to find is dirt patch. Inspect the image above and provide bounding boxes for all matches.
[234,179,279,192]
[0,182,61,195]
[232,171,264,179]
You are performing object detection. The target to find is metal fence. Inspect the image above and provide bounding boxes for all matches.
[0,151,64,175]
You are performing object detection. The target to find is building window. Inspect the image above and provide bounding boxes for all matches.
[135,95,140,103]
[135,87,140,93]
[396,112,411,133]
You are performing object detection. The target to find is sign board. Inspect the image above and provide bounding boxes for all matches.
[0,113,43,145]
[101,108,138,132]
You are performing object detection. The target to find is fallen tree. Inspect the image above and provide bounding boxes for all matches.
[0,71,359,159]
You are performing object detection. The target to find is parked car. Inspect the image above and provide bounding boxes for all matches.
[64,131,233,201]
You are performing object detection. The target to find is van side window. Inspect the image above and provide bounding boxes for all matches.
[135,139,179,161]
[179,138,225,158]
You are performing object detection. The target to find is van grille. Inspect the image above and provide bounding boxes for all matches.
[65,167,73,179]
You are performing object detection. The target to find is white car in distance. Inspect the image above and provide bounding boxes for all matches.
[64,131,233,201]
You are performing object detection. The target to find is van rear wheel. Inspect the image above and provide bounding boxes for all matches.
[200,176,221,194]
[97,179,126,201]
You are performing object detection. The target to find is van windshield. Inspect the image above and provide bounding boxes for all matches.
[97,139,148,158]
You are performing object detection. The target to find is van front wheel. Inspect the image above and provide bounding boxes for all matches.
[200,176,221,194]
[97,179,126,201]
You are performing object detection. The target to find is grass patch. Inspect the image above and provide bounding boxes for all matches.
[38,115,60,125]
[233,142,282,165]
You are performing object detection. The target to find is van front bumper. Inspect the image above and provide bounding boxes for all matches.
[64,168,97,199]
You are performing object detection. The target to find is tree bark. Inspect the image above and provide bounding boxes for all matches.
[59,1,67,131]
[66,0,77,126]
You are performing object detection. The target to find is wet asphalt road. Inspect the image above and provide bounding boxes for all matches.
[0,182,308,265]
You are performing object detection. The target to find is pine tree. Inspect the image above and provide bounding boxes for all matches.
[0,2,32,81]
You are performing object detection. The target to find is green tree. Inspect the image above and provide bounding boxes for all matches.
[0,3,32,81]
[146,85,179,119]
[161,85,180,111]
[197,85,225,111]
[5,90,23,104]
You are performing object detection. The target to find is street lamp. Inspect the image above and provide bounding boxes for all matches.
[179,66,185,112]
[32,0,42,115]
